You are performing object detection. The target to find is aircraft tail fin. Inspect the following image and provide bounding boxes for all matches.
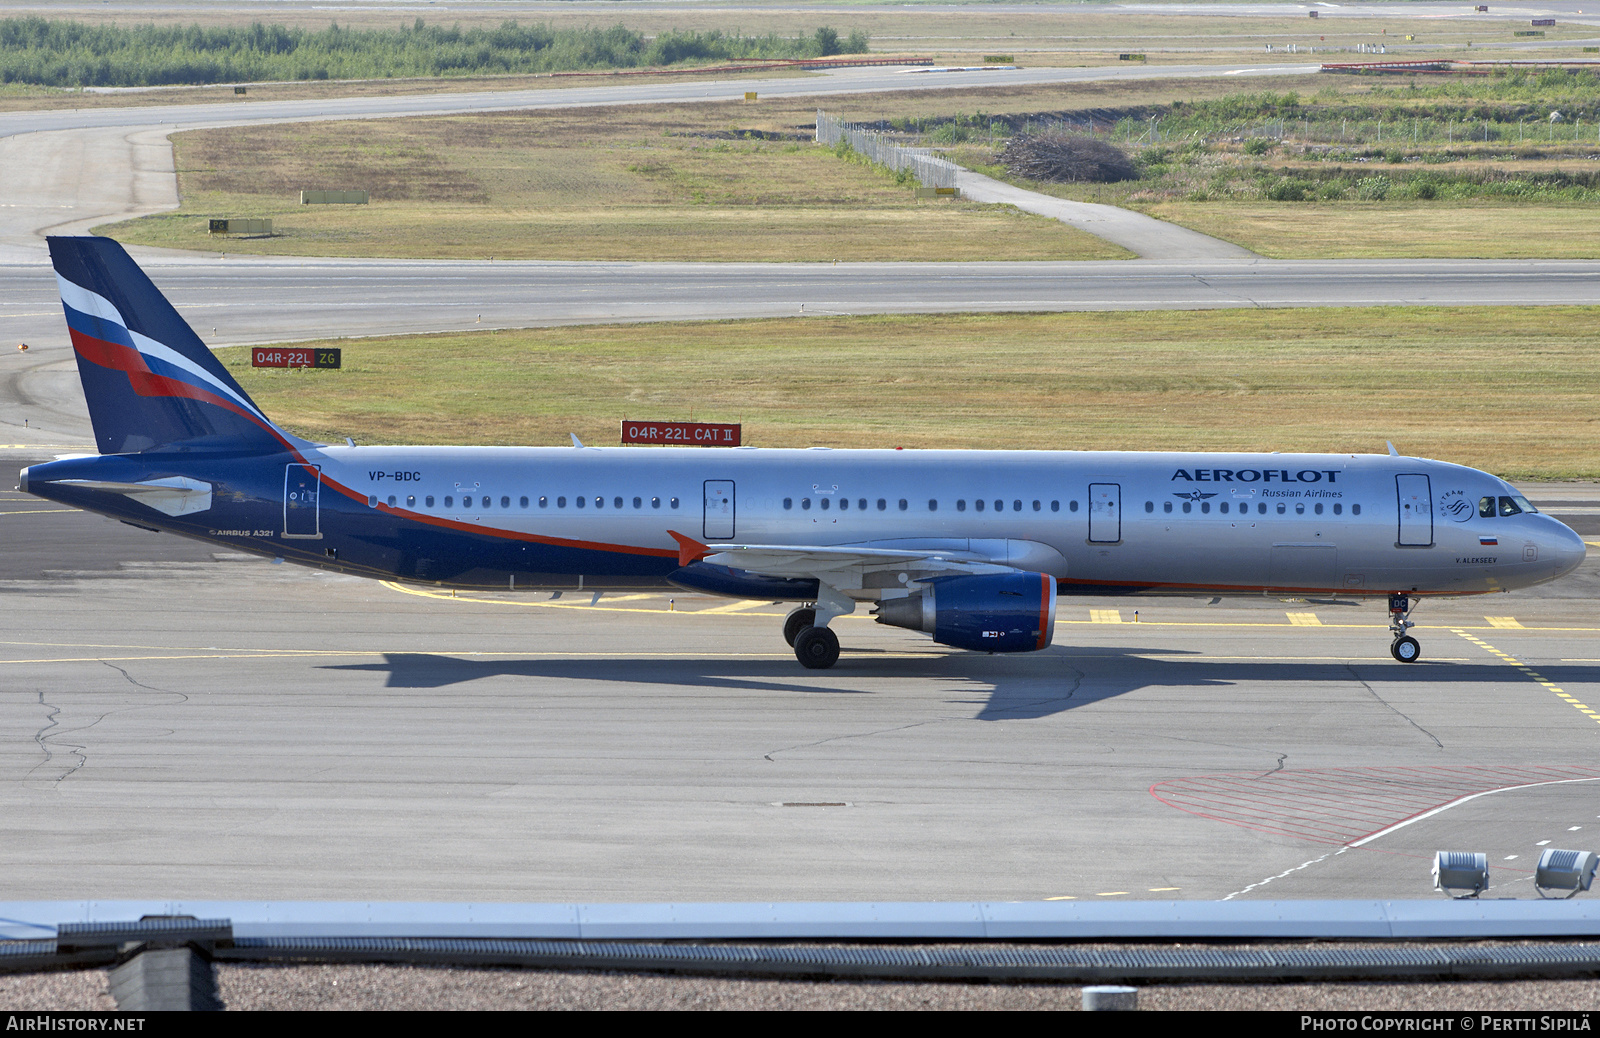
[47,236,301,455]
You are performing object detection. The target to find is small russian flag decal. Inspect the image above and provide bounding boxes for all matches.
[1480,536,1498,546]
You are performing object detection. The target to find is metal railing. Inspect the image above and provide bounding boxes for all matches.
[815,110,960,189]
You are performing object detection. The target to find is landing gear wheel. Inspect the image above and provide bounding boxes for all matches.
[1391,636,1421,663]
[783,607,816,647]
[794,625,840,670]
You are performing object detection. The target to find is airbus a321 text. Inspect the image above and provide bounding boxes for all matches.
[19,238,1587,668]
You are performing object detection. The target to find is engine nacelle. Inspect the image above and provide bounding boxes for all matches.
[873,572,1057,652]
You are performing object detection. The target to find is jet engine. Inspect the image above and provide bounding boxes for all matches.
[873,572,1057,652]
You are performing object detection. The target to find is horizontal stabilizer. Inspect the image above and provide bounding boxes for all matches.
[57,476,213,517]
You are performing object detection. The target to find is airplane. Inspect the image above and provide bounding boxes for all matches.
[17,236,1588,669]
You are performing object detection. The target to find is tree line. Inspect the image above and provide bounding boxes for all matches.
[0,18,870,87]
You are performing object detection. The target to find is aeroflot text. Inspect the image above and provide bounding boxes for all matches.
[1302,1018,1591,1032]
[1174,469,1340,483]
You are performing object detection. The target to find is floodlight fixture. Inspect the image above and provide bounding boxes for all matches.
[1433,851,1488,898]
[1534,848,1598,899]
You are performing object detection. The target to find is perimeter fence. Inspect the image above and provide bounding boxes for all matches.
[815,110,960,189]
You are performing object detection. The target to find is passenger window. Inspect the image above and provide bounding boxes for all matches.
[539,496,548,508]
[426,496,435,508]
[1144,501,1153,513]
[1352,504,1361,516]
[557,496,566,507]
[994,500,1003,512]
[784,498,793,510]
[1183,501,1192,514]
[898,499,908,511]
[1498,496,1522,517]
[1069,501,1079,513]
[859,499,867,510]
[651,497,660,509]
[1314,503,1324,515]
[821,498,831,511]
[1220,502,1229,514]
[444,496,453,507]
[1032,500,1041,511]
[368,495,378,507]
[877,499,887,511]
[1479,496,1496,519]
[1258,503,1266,515]
[801,498,811,510]
[502,496,511,508]
[1276,503,1286,514]
[1013,500,1022,512]
[633,497,642,509]
[929,499,938,511]
[407,495,415,507]
[614,497,623,509]
[576,496,585,509]
[1200,502,1210,514]
[594,497,604,509]
[387,495,396,506]
[974,499,984,512]
[838,498,848,511]
[1050,501,1059,512]
[1333,503,1342,515]
[519,496,528,508]
[1163,501,1172,514]
[670,498,679,508]
[957,500,967,512]
[1295,503,1305,515]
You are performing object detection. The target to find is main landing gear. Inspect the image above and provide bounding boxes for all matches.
[1388,593,1421,663]
[784,604,839,669]
[784,589,855,670]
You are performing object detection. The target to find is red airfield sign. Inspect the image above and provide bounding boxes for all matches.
[621,420,741,446]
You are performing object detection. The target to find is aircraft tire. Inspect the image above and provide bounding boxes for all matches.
[783,607,817,647]
[794,626,840,669]
[1391,636,1421,663]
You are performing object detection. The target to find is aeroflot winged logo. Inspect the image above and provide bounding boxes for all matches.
[57,274,270,427]
[1172,468,1340,484]
[1172,490,1218,502]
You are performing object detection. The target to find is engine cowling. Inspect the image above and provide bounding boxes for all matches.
[873,572,1057,652]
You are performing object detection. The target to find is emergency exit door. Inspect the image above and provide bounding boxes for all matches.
[284,464,322,539]
[1396,474,1433,547]
[704,480,735,540]
[1088,483,1121,543]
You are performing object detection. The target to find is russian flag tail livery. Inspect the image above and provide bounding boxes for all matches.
[48,236,302,455]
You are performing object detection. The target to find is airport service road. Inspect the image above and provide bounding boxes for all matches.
[4,451,1598,903]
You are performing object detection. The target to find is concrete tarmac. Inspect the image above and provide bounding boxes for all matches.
[4,448,1597,903]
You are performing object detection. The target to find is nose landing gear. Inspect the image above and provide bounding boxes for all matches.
[1389,594,1421,662]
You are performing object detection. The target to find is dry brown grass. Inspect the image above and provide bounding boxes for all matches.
[221,306,1600,478]
[100,102,1129,261]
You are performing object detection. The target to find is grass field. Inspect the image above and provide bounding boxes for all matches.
[1140,201,1600,260]
[222,307,1600,479]
[99,101,1129,261]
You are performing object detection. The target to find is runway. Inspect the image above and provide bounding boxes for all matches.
[4,447,1598,903]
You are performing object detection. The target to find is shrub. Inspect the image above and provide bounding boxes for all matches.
[1356,174,1391,201]
[998,133,1138,182]
[1265,177,1310,201]
[1243,138,1273,156]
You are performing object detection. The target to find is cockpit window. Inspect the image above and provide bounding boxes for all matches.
[1479,496,1496,519]
[1512,495,1538,514]
[1498,496,1522,517]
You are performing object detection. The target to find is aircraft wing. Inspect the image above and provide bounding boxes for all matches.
[666,530,1045,581]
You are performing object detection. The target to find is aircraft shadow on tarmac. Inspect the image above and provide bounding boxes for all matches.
[321,650,1600,723]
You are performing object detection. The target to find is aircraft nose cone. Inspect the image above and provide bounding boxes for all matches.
[1552,522,1588,577]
